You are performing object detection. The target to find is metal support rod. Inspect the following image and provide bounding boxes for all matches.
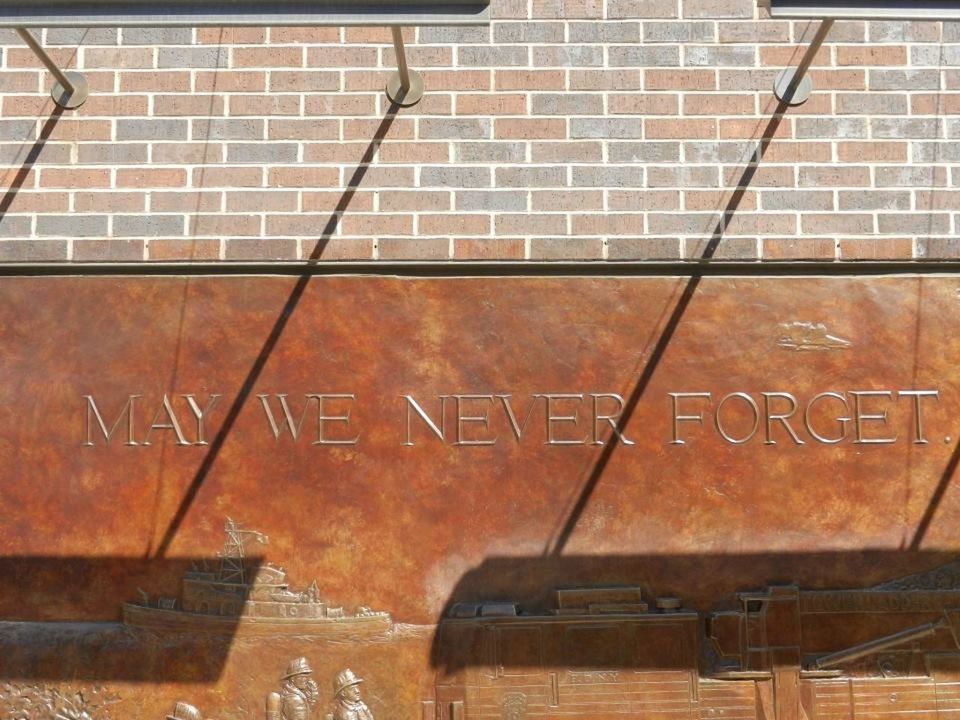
[391,25,410,92]
[773,18,834,106]
[385,25,423,106]
[15,27,74,93]
[14,27,89,109]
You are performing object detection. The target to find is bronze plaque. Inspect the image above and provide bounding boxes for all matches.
[3,274,960,720]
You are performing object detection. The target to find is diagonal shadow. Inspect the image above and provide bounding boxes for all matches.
[153,103,401,557]
[0,109,64,218]
[910,437,960,550]
[545,99,793,557]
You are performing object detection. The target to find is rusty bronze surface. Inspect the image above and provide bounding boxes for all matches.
[2,275,960,719]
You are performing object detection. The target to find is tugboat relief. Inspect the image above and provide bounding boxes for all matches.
[123,518,390,636]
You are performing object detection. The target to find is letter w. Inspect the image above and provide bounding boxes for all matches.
[258,394,313,441]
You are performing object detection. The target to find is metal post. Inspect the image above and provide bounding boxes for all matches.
[385,25,424,107]
[773,18,834,106]
[14,27,88,109]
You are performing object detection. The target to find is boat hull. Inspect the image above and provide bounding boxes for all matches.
[122,604,392,636]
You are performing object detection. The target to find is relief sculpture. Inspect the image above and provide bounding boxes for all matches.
[266,658,319,720]
[124,520,391,636]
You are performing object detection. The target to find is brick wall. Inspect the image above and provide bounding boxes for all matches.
[0,0,957,263]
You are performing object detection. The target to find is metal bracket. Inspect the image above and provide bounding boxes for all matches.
[14,28,88,109]
[773,18,834,106]
[385,26,424,107]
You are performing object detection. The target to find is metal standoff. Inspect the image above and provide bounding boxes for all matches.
[773,18,834,106]
[386,26,424,107]
[14,28,89,110]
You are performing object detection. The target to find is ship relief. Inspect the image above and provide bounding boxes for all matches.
[123,519,390,636]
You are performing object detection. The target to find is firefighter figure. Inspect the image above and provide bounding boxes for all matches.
[266,657,320,720]
[332,669,373,720]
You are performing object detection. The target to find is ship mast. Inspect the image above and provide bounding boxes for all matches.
[218,517,268,584]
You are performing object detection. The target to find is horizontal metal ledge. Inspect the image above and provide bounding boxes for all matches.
[762,0,960,20]
[0,0,489,27]
[1,260,960,278]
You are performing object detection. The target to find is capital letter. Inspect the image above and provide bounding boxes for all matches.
[669,392,711,445]
[591,393,635,446]
[401,395,447,446]
[83,395,141,446]
[183,394,221,446]
[898,390,938,444]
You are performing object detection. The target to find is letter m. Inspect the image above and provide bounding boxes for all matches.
[83,395,140,446]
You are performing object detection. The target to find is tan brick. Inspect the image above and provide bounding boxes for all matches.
[116,168,187,188]
[120,72,190,92]
[837,141,907,162]
[47,119,112,142]
[839,238,913,259]
[497,214,567,235]
[379,191,450,212]
[195,71,267,93]
[341,214,413,236]
[457,94,527,116]
[268,167,339,188]
[532,190,603,211]
[647,118,717,139]
[191,214,261,236]
[762,238,836,260]
[343,118,415,141]
[301,191,374,213]
[495,118,566,139]
[530,238,603,259]
[837,45,907,66]
[608,238,681,259]
[268,119,338,140]
[73,239,144,261]
[453,238,526,259]
[154,95,226,117]
[147,239,222,261]
[41,169,111,189]
[572,214,644,235]
[230,95,301,116]
[303,238,374,261]
[225,238,298,260]
[419,214,490,235]
[233,47,303,68]
[683,93,755,115]
[269,70,341,92]
[378,238,449,260]
[799,166,870,187]
[647,69,717,91]
[270,27,341,43]
[686,190,756,211]
[75,192,146,212]
[608,94,679,115]
[193,167,264,187]
[570,70,642,91]
[608,190,679,211]
[152,191,223,213]
[496,70,565,91]
[0,192,67,213]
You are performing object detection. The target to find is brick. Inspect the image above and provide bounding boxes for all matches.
[195,71,267,93]
[158,47,228,69]
[608,94,679,115]
[648,166,719,187]
[839,238,913,259]
[871,118,941,140]
[572,166,644,187]
[494,22,564,43]
[838,141,906,162]
[495,118,566,140]
[685,46,755,67]
[836,93,908,115]
[117,119,188,141]
[378,238,449,259]
[761,191,833,211]
[572,214,644,235]
[152,192,223,213]
[798,166,870,187]
[116,168,187,188]
[533,46,604,67]
[191,214,262,237]
[802,214,874,234]
[230,95,301,116]
[880,214,952,234]
[458,46,528,67]
[75,192,146,213]
[198,27,266,44]
[497,214,567,235]
[40,169,110,189]
[270,27,340,43]
[684,93,755,115]
[225,239,298,260]
[419,214,490,235]
[762,238,836,260]
[154,143,225,164]
[303,239,374,261]
[380,191,450,212]
[228,143,299,164]
[530,238,604,259]
[457,94,527,116]
[496,167,566,187]
[918,239,960,259]
[114,215,186,237]
[421,118,491,140]
[570,118,643,139]
[456,191,527,211]
[496,70,565,91]
[610,190,679,210]
[533,141,603,162]
[644,21,716,43]
[269,120,338,141]
[719,21,789,43]
[685,189,754,211]
[837,46,907,66]
[646,119,716,139]
[0,240,67,261]
[870,69,941,91]
[268,167,339,188]
[795,118,868,139]
[683,0,753,18]
[875,166,947,187]
[608,142,680,162]
[421,167,491,188]
[84,48,154,69]
[609,0,678,17]
[74,239,145,261]
[147,239,222,261]
[531,0,603,18]
[532,190,603,211]
[453,238,525,259]
[608,238,682,259]
[570,70,642,91]
[37,215,108,237]
[532,94,602,116]
[609,46,680,67]
[0,217,31,239]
